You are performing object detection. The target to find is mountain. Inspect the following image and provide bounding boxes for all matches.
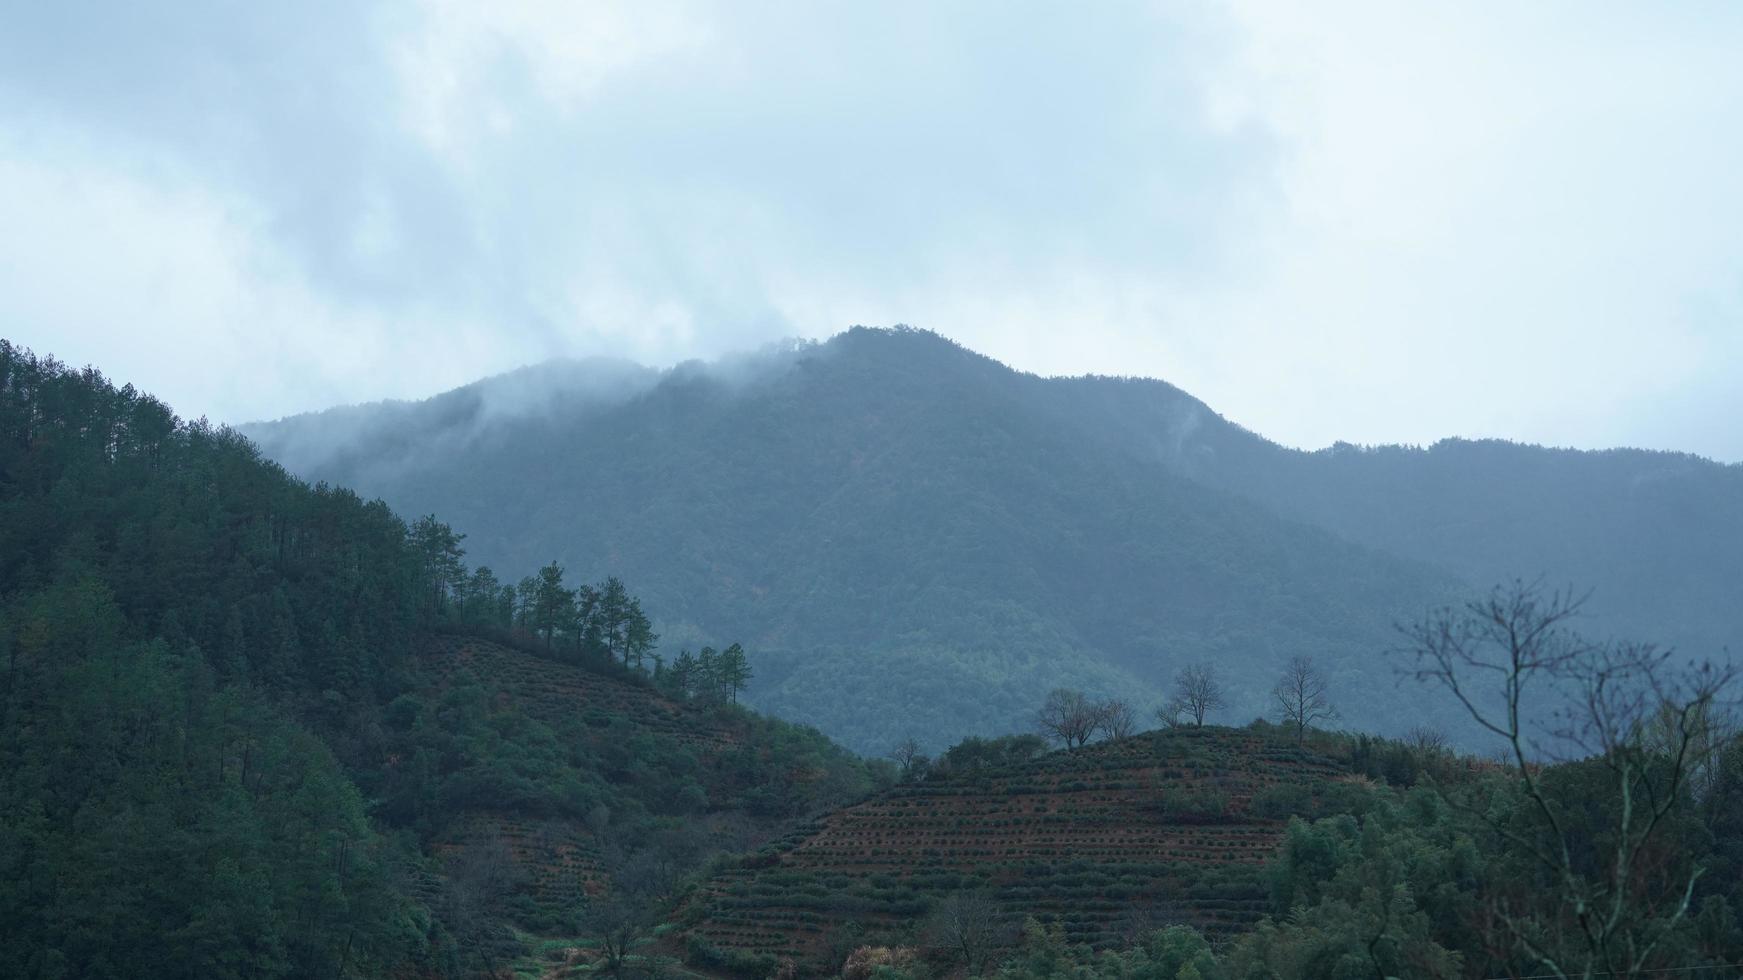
[1033,374,1743,659]
[244,328,1743,755]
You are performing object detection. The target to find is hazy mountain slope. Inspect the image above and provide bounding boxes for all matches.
[1006,374,1743,659]
[1210,440,1743,658]
[245,328,1468,752]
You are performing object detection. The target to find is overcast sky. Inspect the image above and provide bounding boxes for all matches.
[5,2,1741,460]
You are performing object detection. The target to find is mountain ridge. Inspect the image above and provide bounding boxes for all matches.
[241,327,1743,753]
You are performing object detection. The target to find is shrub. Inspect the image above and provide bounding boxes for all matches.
[1155,787,1230,824]
[1249,782,1314,820]
[841,945,920,980]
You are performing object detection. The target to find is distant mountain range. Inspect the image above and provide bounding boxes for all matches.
[242,327,1743,752]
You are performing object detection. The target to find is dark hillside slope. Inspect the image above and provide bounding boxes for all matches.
[0,341,878,978]
[246,329,1465,752]
[396,633,870,935]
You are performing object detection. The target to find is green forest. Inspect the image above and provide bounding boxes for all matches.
[0,342,879,978]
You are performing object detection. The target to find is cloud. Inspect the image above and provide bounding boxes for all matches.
[0,135,516,421]
[391,0,711,153]
[2,1,1739,459]
[1175,2,1743,457]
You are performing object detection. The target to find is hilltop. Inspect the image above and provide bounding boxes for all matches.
[243,327,1743,753]
[373,630,884,975]
[678,725,1355,976]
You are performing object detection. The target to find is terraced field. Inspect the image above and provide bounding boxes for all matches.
[436,812,607,905]
[682,727,1348,974]
[417,636,738,918]
[421,635,734,753]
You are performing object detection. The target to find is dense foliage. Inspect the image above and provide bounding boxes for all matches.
[0,341,880,978]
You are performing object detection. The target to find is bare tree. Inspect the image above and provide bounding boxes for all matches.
[1273,655,1338,744]
[1643,697,1738,808]
[583,854,661,975]
[1035,688,1102,749]
[922,892,1012,974]
[1155,700,1185,728]
[887,736,929,780]
[1405,725,1449,755]
[1406,580,1739,980]
[584,829,698,975]
[438,838,525,978]
[1172,663,1228,727]
[1097,697,1137,740]
[581,888,650,976]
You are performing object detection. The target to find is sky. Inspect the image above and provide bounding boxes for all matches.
[4,1,1742,461]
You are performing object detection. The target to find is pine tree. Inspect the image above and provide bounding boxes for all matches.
[623,597,658,673]
[670,649,698,700]
[696,647,720,703]
[459,566,502,626]
[718,643,751,704]
[574,583,602,657]
[596,577,633,666]
[529,562,575,649]
[514,576,538,632]
[408,515,466,613]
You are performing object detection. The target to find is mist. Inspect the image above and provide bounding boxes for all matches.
[8,2,1743,461]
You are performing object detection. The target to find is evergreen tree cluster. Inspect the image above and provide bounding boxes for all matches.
[665,643,753,704]
[447,552,660,672]
[0,342,438,976]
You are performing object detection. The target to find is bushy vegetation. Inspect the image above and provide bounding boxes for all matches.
[0,637,417,979]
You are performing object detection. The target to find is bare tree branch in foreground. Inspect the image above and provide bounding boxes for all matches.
[1406,580,1738,980]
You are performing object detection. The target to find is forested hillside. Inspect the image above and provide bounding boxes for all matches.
[0,341,879,979]
[1021,373,1743,661]
[245,327,1743,753]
